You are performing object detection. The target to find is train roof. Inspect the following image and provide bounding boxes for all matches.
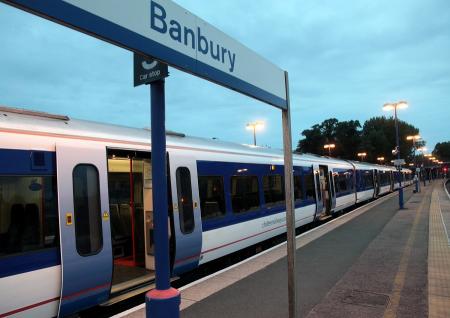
[0,105,399,170]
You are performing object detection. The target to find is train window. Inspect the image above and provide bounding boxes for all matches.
[73,164,103,256]
[364,171,374,189]
[304,173,315,201]
[348,171,354,190]
[263,175,285,207]
[231,176,260,213]
[380,172,388,186]
[198,176,226,220]
[0,176,58,257]
[333,174,340,193]
[338,173,348,192]
[294,175,302,201]
[176,167,195,234]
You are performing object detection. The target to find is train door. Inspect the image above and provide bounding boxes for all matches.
[374,169,380,197]
[318,165,332,214]
[328,168,337,211]
[106,150,154,294]
[56,143,112,317]
[170,156,202,275]
[313,164,324,220]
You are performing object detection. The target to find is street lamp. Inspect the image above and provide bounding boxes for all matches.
[323,143,336,156]
[406,134,421,141]
[246,121,265,146]
[377,157,385,164]
[383,100,408,209]
[357,152,367,161]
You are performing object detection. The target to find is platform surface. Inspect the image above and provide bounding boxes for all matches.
[115,180,450,318]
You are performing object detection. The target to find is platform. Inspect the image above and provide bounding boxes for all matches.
[114,180,450,318]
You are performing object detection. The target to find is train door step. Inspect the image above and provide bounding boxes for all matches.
[103,275,178,306]
[317,213,333,222]
[101,281,156,306]
[110,273,156,295]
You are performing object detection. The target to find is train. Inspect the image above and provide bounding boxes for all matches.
[0,106,413,317]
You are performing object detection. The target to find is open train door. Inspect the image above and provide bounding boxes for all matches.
[328,168,337,211]
[312,164,324,220]
[56,143,113,317]
[374,169,380,197]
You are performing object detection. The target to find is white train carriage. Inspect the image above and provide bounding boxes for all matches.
[0,106,409,317]
[376,165,396,196]
[351,161,377,203]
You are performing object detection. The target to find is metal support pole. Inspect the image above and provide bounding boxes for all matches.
[253,126,257,146]
[146,79,180,318]
[394,106,404,209]
[282,71,297,318]
[413,139,420,192]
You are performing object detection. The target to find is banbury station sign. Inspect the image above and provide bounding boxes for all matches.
[3,0,288,109]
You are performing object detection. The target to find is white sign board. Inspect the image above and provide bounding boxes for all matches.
[3,0,288,109]
[393,159,405,166]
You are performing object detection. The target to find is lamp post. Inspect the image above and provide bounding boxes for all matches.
[357,152,367,161]
[383,101,408,209]
[246,121,265,146]
[377,157,385,164]
[323,143,336,156]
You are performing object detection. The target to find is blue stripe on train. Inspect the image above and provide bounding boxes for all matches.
[0,248,60,278]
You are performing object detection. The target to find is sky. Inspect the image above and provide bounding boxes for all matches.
[0,0,449,152]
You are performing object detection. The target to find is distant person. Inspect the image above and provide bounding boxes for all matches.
[413,174,419,193]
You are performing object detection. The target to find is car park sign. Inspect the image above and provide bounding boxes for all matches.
[134,54,169,86]
[2,0,288,109]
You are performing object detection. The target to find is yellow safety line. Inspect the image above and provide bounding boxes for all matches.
[383,186,430,318]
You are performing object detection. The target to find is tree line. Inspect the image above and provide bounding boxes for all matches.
[294,116,434,163]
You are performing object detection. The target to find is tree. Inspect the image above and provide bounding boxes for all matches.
[296,116,423,163]
[361,116,423,163]
[334,120,361,160]
[295,118,361,159]
[296,123,326,155]
[433,142,450,162]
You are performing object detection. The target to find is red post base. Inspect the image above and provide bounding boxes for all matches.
[146,288,181,318]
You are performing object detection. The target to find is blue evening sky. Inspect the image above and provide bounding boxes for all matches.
[0,1,449,151]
